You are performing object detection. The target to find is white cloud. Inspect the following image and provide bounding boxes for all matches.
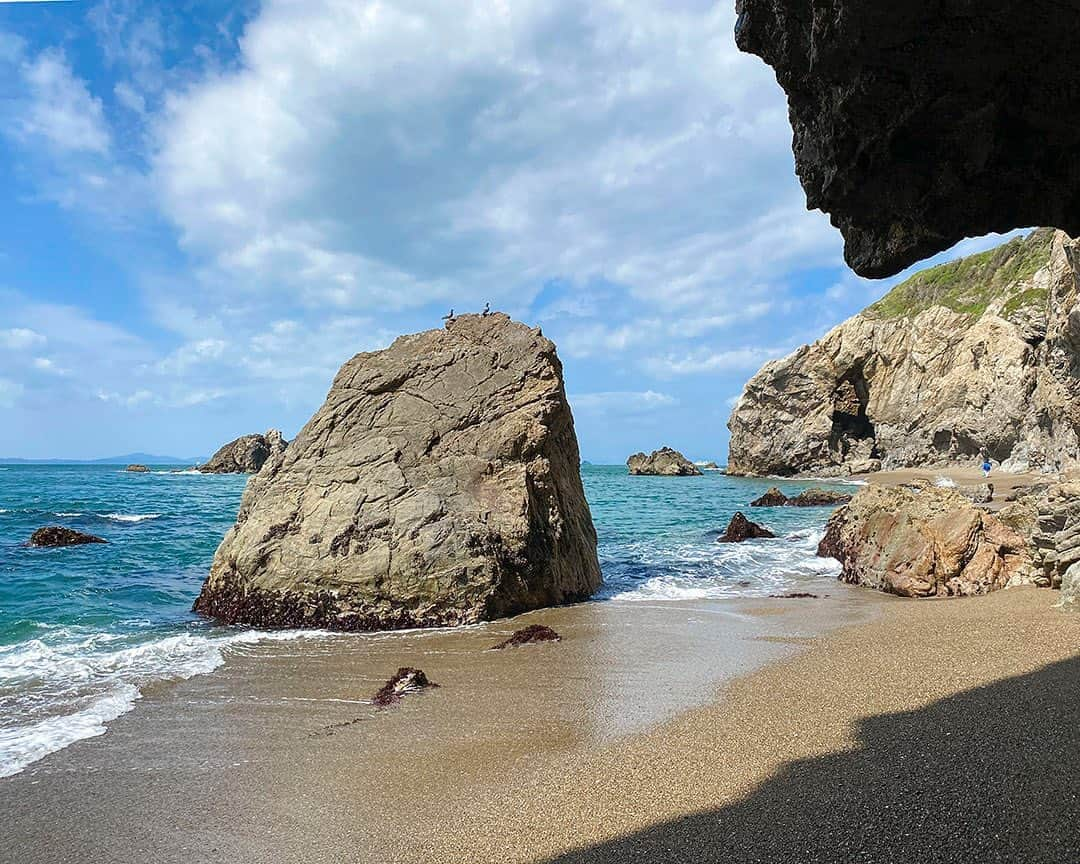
[0,328,46,350]
[152,0,829,314]
[16,49,111,154]
[644,346,786,377]
[572,389,678,414]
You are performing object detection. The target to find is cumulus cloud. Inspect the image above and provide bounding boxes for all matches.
[0,328,46,350]
[644,346,787,377]
[152,0,833,314]
[571,390,678,414]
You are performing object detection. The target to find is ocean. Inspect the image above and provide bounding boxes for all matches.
[0,463,856,778]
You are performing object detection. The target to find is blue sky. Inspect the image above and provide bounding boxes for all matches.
[0,0,1022,463]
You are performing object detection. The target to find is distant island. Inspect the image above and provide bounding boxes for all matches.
[0,453,207,465]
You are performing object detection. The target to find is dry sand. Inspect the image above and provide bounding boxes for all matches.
[3,586,1077,863]
[860,465,1049,510]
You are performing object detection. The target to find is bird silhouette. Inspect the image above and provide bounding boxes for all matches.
[442,308,455,322]
[482,302,490,317]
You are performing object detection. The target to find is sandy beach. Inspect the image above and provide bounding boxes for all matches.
[3,582,1077,863]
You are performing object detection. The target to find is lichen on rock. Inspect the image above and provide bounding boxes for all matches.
[194,313,601,631]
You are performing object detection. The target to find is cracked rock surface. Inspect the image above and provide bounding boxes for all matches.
[194,313,600,630]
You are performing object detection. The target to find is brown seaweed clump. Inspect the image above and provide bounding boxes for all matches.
[491,624,561,650]
[372,667,438,707]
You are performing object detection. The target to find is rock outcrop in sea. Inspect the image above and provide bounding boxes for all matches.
[626,447,702,476]
[199,429,288,474]
[817,485,1031,598]
[194,313,601,631]
[125,464,149,473]
[717,512,774,543]
[729,230,1080,477]
[29,527,107,547]
[734,1,1080,277]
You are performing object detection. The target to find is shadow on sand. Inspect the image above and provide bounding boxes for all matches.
[545,656,1080,863]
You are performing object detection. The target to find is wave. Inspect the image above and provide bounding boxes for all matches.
[0,627,330,779]
[598,527,841,603]
[100,513,161,523]
[55,512,83,517]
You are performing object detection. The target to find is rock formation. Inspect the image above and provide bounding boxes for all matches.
[200,429,288,474]
[194,314,601,631]
[627,448,702,476]
[491,624,561,650]
[734,1,1080,277]
[125,464,149,473]
[717,512,775,543]
[749,488,789,507]
[29,527,107,547]
[729,230,1080,476]
[817,485,1031,597]
[1025,483,1080,590]
[749,487,851,507]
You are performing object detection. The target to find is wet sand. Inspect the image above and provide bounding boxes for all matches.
[4,585,1077,862]
[0,590,885,864]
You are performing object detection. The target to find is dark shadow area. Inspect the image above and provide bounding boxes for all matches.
[545,656,1080,864]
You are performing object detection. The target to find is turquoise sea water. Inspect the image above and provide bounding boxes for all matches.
[0,463,855,777]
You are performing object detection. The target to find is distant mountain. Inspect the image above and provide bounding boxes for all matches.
[0,453,206,465]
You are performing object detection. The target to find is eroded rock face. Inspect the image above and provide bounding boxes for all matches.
[717,512,775,543]
[29,527,107,547]
[788,488,851,507]
[750,487,789,507]
[729,230,1080,476]
[194,314,601,631]
[817,485,1031,597]
[626,447,702,476]
[734,0,1080,277]
[200,429,288,474]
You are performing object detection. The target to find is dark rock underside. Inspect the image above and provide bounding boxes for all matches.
[735,0,1080,277]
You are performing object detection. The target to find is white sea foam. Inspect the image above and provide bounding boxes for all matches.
[0,628,330,778]
[600,527,841,602]
[54,512,83,517]
[101,513,161,523]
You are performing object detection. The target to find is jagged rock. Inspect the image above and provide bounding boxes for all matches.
[626,447,702,476]
[817,485,1031,597]
[958,484,994,505]
[1026,483,1080,589]
[717,512,775,543]
[729,230,1080,477]
[491,624,561,650]
[200,429,288,474]
[194,314,601,631]
[1057,562,1080,611]
[372,667,437,707]
[125,464,149,473]
[29,526,107,547]
[734,0,1080,277]
[698,461,720,471]
[750,487,788,507]
[788,488,852,507]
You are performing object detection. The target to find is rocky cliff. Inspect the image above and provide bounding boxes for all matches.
[734,0,1080,277]
[728,229,1080,477]
[194,314,601,631]
[200,429,288,474]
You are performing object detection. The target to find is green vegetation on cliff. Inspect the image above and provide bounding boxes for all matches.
[865,228,1055,320]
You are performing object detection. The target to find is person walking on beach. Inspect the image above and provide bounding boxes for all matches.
[981,451,992,479]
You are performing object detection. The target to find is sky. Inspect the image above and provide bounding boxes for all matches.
[0,0,1024,463]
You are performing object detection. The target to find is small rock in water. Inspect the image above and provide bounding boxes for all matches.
[717,512,776,543]
[372,667,438,708]
[28,526,107,547]
[769,592,820,599]
[749,487,789,507]
[788,488,852,507]
[491,624,561,650]
[125,464,150,473]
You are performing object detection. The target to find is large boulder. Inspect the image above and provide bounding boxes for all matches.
[194,314,601,631]
[788,488,852,507]
[817,485,1031,597]
[728,230,1080,477]
[734,0,1080,277]
[200,429,288,474]
[29,526,107,547]
[627,447,702,476]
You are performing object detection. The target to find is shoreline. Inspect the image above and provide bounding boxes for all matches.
[2,590,887,864]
